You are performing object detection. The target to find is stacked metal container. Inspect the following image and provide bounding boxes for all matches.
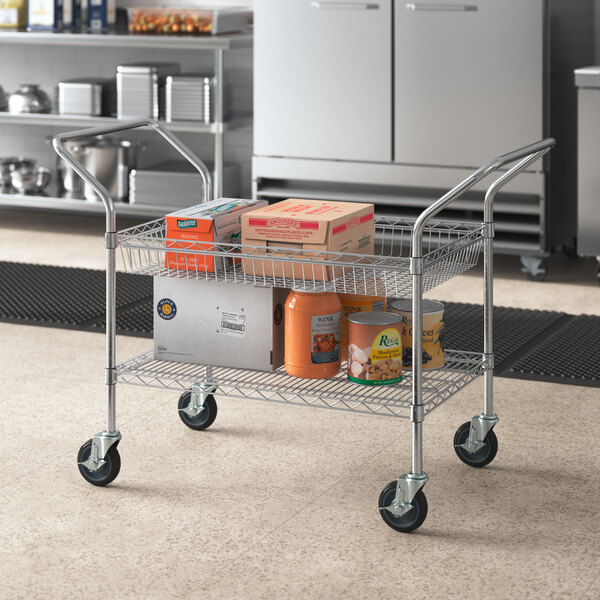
[116,63,180,120]
[129,160,240,207]
[57,78,114,116]
[165,74,224,123]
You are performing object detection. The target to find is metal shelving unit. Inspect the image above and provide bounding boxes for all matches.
[0,111,252,133]
[0,29,252,214]
[0,29,253,50]
[53,119,554,532]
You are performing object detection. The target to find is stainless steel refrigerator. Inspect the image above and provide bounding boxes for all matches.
[253,0,593,280]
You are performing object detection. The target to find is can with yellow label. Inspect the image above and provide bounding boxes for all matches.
[389,299,444,370]
[347,312,402,385]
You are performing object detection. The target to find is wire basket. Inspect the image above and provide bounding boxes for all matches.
[118,215,485,297]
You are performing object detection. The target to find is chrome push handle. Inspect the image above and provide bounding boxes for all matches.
[53,118,212,234]
[405,3,478,11]
[311,2,380,9]
[411,138,555,258]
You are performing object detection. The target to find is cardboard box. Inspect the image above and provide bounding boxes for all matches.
[165,198,267,273]
[154,276,288,371]
[241,199,375,281]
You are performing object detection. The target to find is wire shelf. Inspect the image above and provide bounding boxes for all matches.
[118,216,485,297]
[117,349,488,419]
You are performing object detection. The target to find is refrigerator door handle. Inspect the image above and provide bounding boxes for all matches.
[405,3,478,11]
[310,2,380,9]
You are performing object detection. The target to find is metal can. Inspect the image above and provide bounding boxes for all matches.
[347,312,403,385]
[338,293,387,360]
[389,299,445,370]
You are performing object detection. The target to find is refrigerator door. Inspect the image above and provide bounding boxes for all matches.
[576,68,600,256]
[394,0,544,167]
[254,0,392,162]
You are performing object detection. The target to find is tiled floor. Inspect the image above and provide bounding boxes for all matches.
[0,209,599,599]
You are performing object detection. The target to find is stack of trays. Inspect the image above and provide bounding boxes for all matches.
[129,160,241,207]
[116,63,180,120]
[57,78,115,116]
[165,74,226,123]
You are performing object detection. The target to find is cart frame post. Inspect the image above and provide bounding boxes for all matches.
[53,119,211,459]
[390,139,555,506]
[213,48,225,200]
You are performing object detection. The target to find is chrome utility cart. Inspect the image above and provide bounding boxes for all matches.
[54,121,554,533]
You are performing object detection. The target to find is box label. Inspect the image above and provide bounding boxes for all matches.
[157,298,177,320]
[177,218,198,229]
[218,310,246,337]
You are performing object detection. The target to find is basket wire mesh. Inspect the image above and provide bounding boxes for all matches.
[118,215,485,298]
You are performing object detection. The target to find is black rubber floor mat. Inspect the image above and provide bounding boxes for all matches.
[442,302,567,370]
[91,298,153,338]
[508,315,600,387]
[0,262,152,331]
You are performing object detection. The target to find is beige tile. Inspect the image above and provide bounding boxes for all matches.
[584,574,600,599]
[0,323,149,383]
[184,501,598,600]
[0,210,136,271]
[120,394,403,504]
[0,458,307,600]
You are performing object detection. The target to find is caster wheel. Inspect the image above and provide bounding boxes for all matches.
[77,439,121,487]
[378,481,428,533]
[453,421,498,468]
[526,271,547,282]
[520,255,547,281]
[178,391,217,430]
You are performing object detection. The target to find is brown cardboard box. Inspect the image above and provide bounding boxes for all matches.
[241,199,375,281]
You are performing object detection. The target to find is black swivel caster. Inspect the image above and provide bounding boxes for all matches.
[77,439,121,486]
[453,421,498,468]
[378,481,428,533]
[178,391,218,430]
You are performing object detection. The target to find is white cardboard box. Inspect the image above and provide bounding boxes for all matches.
[154,276,288,372]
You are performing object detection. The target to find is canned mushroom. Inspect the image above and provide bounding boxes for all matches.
[347,312,403,385]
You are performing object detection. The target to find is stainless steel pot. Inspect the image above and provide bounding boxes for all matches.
[81,137,142,202]
[54,139,89,198]
[54,136,143,202]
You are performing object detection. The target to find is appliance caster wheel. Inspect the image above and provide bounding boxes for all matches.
[178,390,218,430]
[77,438,121,486]
[520,255,547,281]
[454,421,498,468]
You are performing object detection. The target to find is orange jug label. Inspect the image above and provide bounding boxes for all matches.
[311,313,341,364]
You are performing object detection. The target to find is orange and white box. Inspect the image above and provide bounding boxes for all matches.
[241,199,375,281]
[165,198,267,272]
